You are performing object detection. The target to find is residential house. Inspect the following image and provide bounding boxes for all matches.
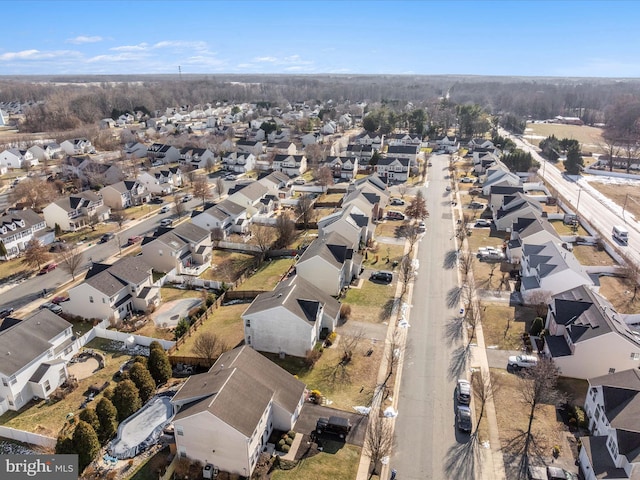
[0,148,38,169]
[519,240,594,303]
[245,128,266,142]
[544,286,640,380]
[338,114,352,129]
[325,156,358,180]
[242,275,341,357]
[0,310,77,414]
[493,194,543,232]
[345,174,390,221]
[147,143,180,164]
[295,230,362,296]
[123,142,149,159]
[272,154,307,177]
[61,156,124,187]
[482,165,522,196]
[60,138,93,156]
[321,121,337,135]
[435,135,459,152]
[141,222,212,276]
[100,180,150,210]
[191,199,248,236]
[580,369,640,480]
[467,138,496,153]
[179,147,216,170]
[236,140,264,157]
[65,256,160,321]
[267,128,291,144]
[271,142,297,156]
[137,167,182,195]
[227,181,272,218]
[318,203,373,247]
[473,151,500,174]
[0,209,52,260]
[170,346,306,476]
[100,118,116,129]
[388,133,422,147]
[488,185,525,213]
[386,145,419,165]
[505,213,561,263]
[258,171,291,198]
[375,157,410,183]
[355,132,384,150]
[300,132,321,147]
[222,152,256,174]
[43,191,110,231]
[346,144,374,166]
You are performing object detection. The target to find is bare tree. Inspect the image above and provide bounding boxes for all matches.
[339,328,365,364]
[471,370,500,436]
[251,224,275,263]
[458,251,474,279]
[210,227,225,247]
[173,196,186,218]
[405,224,420,254]
[193,332,227,364]
[621,256,640,301]
[87,212,100,231]
[110,208,127,230]
[305,142,326,169]
[204,157,216,174]
[275,212,296,248]
[215,177,225,199]
[24,238,50,270]
[405,190,429,221]
[296,194,315,229]
[192,174,213,206]
[58,244,85,280]
[315,165,334,186]
[397,183,408,199]
[525,290,552,318]
[10,177,58,211]
[385,329,404,381]
[599,135,621,172]
[398,254,416,298]
[364,416,395,477]
[516,358,565,477]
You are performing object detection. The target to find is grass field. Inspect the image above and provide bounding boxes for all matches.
[343,278,397,324]
[525,123,604,152]
[588,181,640,221]
[572,245,616,267]
[270,443,361,480]
[548,219,589,236]
[234,258,295,291]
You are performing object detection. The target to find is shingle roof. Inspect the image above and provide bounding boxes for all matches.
[172,346,305,437]
[84,257,152,295]
[0,310,71,376]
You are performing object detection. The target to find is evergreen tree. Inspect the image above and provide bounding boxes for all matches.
[55,435,74,455]
[78,408,100,433]
[564,144,584,175]
[127,362,156,403]
[148,341,172,386]
[72,420,100,471]
[112,379,141,422]
[95,397,118,443]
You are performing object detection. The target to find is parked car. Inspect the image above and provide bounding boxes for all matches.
[370,271,393,284]
[390,198,405,206]
[160,218,173,227]
[469,201,486,210]
[38,263,58,275]
[149,197,163,204]
[508,354,538,371]
[51,296,70,305]
[40,303,63,314]
[387,210,405,220]
[546,466,577,480]
[99,233,115,243]
[456,405,472,433]
[127,236,143,245]
[475,219,491,228]
[456,379,471,405]
[469,188,483,196]
[460,177,474,183]
[315,416,352,439]
[48,241,69,252]
[0,307,14,319]
[224,173,237,181]
[445,186,452,192]
[160,205,170,214]
[417,221,426,232]
[294,178,306,185]
[181,194,193,203]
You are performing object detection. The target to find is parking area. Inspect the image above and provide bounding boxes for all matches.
[294,403,368,446]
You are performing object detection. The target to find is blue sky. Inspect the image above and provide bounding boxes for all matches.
[2,1,640,77]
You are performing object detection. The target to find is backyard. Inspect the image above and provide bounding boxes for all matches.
[0,338,134,437]
[201,250,256,282]
[480,303,538,350]
[599,275,640,314]
[234,258,295,291]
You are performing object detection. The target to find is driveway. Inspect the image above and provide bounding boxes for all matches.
[294,403,368,447]
[152,298,202,327]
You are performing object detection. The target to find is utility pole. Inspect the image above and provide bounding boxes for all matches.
[178,65,182,81]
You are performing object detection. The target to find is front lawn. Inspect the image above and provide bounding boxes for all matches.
[480,303,538,350]
[270,443,361,480]
[0,256,29,281]
[343,279,397,324]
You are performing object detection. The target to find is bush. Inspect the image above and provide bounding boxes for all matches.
[287,430,296,438]
[206,294,215,307]
[530,317,544,336]
[277,439,285,448]
[325,331,337,346]
[281,445,290,453]
[285,437,293,446]
[340,304,352,320]
[304,349,322,368]
[573,405,588,428]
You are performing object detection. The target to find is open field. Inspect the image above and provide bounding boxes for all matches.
[0,338,133,436]
[271,443,361,480]
[588,181,640,221]
[172,302,246,355]
[525,123,604,152]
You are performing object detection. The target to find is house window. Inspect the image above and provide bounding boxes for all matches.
[595,406,601,421]
[8,401,13,406]
[176,425,184,436]
[247,336,251,345]
[245,320,250,328]
[44,380,51,392]
[591,387,597,400]
[2,378,7,387]
[631,353,640,360]
[609,368,616,374]
[102,298,106,304]
[89,296,94,303]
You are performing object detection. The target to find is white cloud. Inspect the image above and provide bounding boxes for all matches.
[66,35,103,45]
[254,56,277,63]
[110,43,149,52]
[251,54,313,67]
[152,41,208,52]
[87,52,148,63]
[0,49,79,61]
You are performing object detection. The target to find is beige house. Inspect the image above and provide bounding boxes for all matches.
[43,191,110,231]
[100,180,150,209]
[171,346,306,476]
[64,257,160,321]
[141,222,212,275]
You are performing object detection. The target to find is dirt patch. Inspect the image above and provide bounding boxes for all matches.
[67,356,100,380]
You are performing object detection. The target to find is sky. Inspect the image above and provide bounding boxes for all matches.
[2,1,640,77]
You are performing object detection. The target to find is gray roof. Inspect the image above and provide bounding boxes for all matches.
[0,310,71,376]
[29,359,66,383]
[581,436,632,479]
[84,256,152,295]
[243,274,341,324]
[172,346,305,437]
[172,222,210,244]
[297,230,354,269]
[229,181,269,203]
[0,209,44,241]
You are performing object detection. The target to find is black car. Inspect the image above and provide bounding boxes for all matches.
[456,406,472,433]
[370,271,393,284]
[0,307,15,319]
[315,416,352,439]
[99,233,115,243]
[149,197,163,204]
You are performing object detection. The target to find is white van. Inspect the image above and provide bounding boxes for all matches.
[613,225,629,245]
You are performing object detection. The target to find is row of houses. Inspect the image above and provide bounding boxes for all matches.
[475,142,640,479]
